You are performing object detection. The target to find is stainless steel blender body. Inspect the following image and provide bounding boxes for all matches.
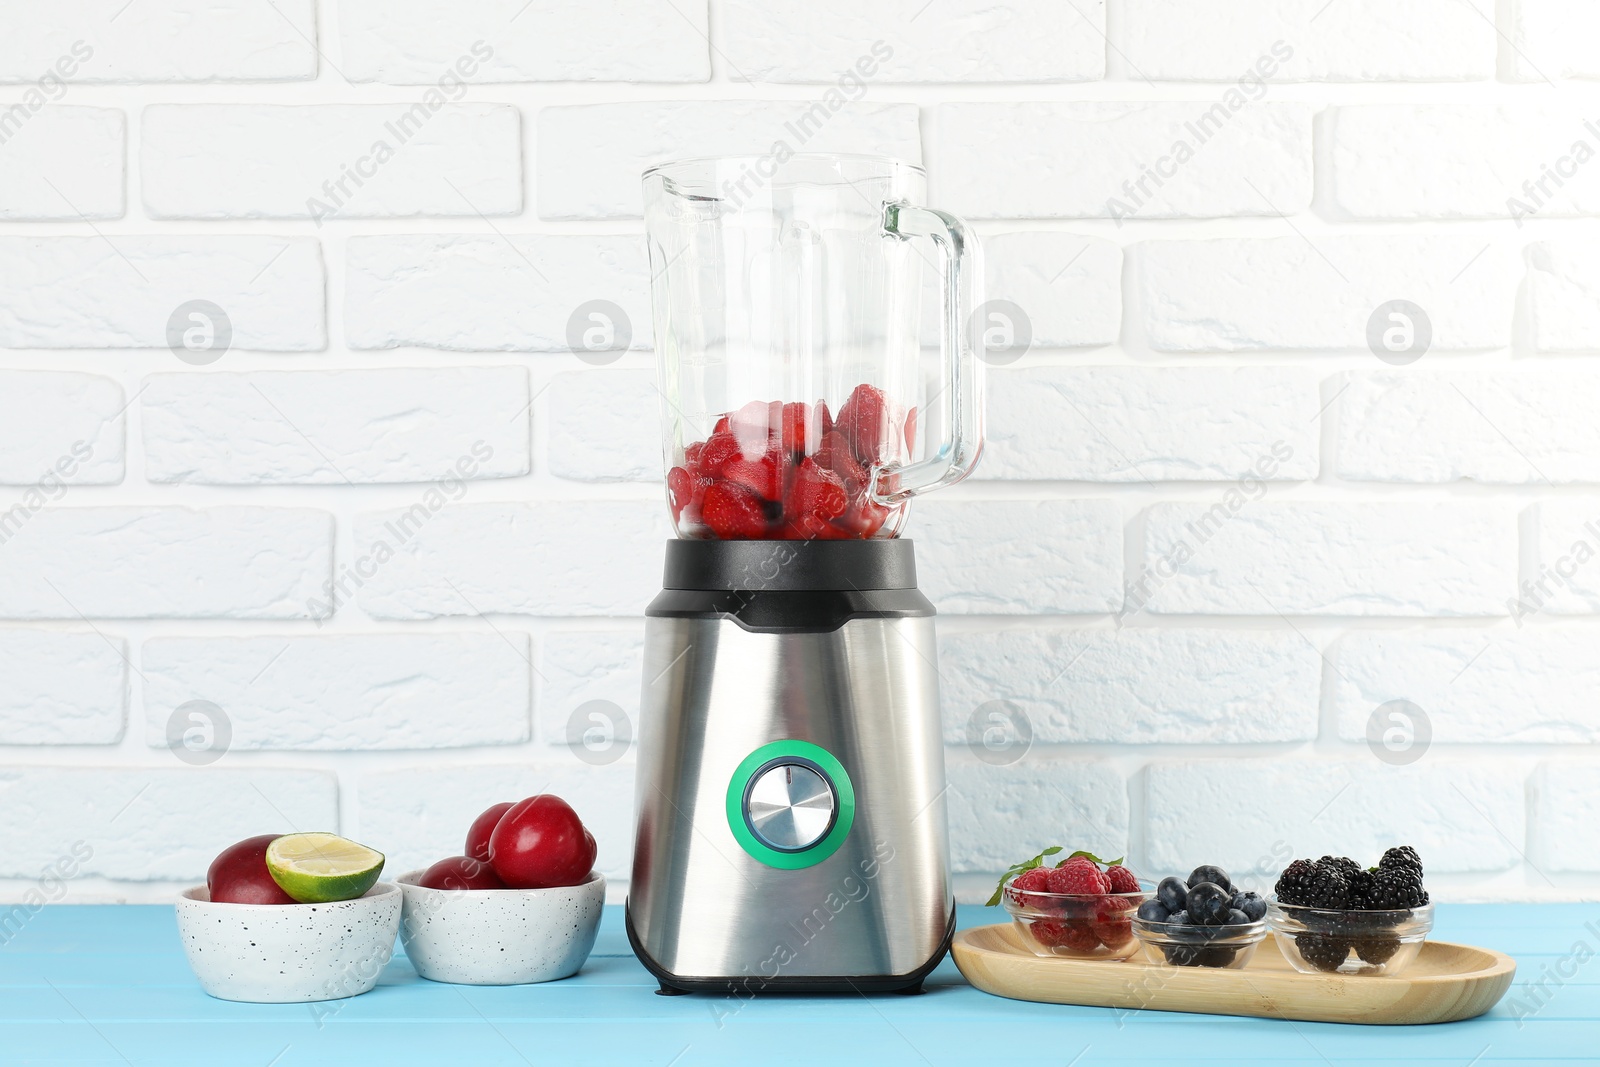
[626,541,954,992]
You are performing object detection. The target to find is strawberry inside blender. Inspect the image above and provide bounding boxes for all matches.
[668,383,917,540]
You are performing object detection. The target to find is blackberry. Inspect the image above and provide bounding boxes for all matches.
[1354,937,1402,965]
[1274,859,1319,906]
[1378,845,1424,881]
[1365,866,1427,909]
[1275,859,1350,909]
[1319,855,1362,880]
[1295,934,1351,972]
[1346,867,1377,909]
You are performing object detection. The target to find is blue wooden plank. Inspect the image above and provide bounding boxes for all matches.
[1,902,1595,1064]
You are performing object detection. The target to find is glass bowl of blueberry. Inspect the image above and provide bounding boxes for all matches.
[1131,865,1269,969]
[994,849,1149,960]
[1267,847,1434,976]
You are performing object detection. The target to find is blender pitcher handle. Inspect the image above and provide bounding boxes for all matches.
[880,201,985,505]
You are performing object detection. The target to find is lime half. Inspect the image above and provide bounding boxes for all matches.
[265,833,385,903]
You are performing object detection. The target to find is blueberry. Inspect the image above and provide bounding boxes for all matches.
[1168,909,1189,925]
[1186,881,1232,926]
[1156,875,1188,912]
[1137,899,1170,922]
[1194,945,1240,968]
[1227,908,1250,926]
[1188,865,1232,893]
[1231,891,1267,922]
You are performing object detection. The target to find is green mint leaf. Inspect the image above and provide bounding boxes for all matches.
[986,845,1065,906]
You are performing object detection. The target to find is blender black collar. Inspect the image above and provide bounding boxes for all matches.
[659,538,920,592]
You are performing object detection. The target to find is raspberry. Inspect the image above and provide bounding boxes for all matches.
[1295,934,1351,973]
[1091,917,1132,949]
[700,482,768,539]
[1028,920,1071,949]
[1056,922,1101,954]
[1006,866,1052,908]
[1105,864,1140,894]
[1047,862,1110,895]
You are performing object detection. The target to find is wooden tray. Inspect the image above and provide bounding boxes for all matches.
[952,923,1515,1025]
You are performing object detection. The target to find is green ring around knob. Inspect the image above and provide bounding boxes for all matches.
[725,739,855,870]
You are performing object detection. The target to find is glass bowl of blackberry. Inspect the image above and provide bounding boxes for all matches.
[997,852,1148,960]
[1131,865,1269,969]
[1267,846,1434,977]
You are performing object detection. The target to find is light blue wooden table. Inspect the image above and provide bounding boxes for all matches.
[1,904,1589,1065]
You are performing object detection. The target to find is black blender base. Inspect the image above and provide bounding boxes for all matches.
[626,904,956,996]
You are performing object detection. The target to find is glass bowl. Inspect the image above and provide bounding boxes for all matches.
[1132,917,1267,969]
[1001,876,1148,960]
[1267,899,1434,976]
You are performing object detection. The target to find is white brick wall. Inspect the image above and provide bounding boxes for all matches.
[723,0,1105,83]
[142,104,522,220]
[1136,236,1519,351]
[0,1,1593,906]
[538,101,922,219]
[337,0,710,84]
[1331,104,1600,219]
[0,1,317,83]
[141,635,531,750]
[0,107,123,220]
[930,102,1313,219]
[141,368,530,484]
[345,234,650,352]
[0,237,325,350]
[1121,0,1496,81]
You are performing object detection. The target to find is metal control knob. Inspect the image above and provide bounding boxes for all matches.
[744,761,837,852]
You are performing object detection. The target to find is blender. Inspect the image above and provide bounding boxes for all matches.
[627,154,983,994]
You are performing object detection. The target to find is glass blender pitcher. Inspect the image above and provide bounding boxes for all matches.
[643,154,984,539]
[628,155,984,994]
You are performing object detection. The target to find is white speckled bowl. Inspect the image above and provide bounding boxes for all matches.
[397,869,604,985]
[175,883,401,1003]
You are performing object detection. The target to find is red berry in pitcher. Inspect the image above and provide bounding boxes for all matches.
[702,482,769,539]
[789,458,847,521]
[814,430,866,487]
[779,401,828,456]
[729,399,781,453]
[698,431,741,477]
[724,452,786,502]
[837,383,890,465]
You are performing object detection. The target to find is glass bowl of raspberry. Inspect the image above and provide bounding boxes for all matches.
[1267,900,1435,977]
[999,861,1148,961]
